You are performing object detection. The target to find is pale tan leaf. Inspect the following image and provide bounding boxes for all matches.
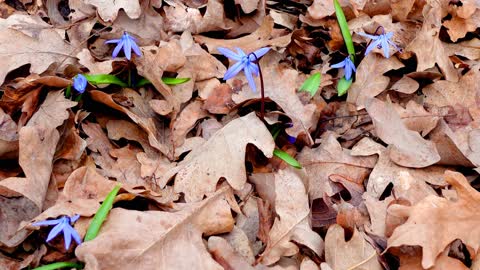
[325,224,382,270]
[84,0,141,22]
[0,15,76,85]
[27,91,77,129]
[365,98,440,168]
[167,112,275,202]
[346,54,404,109]
[387,171,480,269]
[259,168,323,265]
[75,187,234,270]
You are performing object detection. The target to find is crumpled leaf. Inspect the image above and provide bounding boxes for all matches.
[346,54,404,109]
[0,14,76,85]
[297,132,377,201]
[84,0,141,22]
[324,224,382,270]
[75,187,234,270]
[388,170,480,269]
[259,168,323,265]
[163,112,274,202]
[365,98,440,168]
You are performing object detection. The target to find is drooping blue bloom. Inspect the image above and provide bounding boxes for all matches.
[217,47,270,92]
[32,215,82,250]
[331,56,356,81]
[358,31,399,58]
[105,32,142,60]
[72,74,87,93]
[287,135,296,144]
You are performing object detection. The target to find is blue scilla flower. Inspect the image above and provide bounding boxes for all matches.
[105,32,142,60]
[358,31,399,58]
[331,56,356,81]
[73,74,87,93]
[32,215,82,250]
[217,47,270,92]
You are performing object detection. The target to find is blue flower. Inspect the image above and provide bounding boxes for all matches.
[217,47,270,92]
[32,215,82,250]
[331,56,356,80]
[358,31,399,58]
[105,32,142,60]
[72,74,87,93]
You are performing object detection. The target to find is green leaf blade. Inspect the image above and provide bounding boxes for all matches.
[299,72,322,96]
[273,149,302,169]
[84,74,128,87]
[32,262,83,270]
[84,185,121,242]
[333,0,355,56]
[337,77,353,96]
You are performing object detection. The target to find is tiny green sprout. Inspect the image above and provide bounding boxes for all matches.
[31,262,83,270]
[84,185,121,241]
[333,0,356,95]
[273,149,302,169]
[299,72,322,96]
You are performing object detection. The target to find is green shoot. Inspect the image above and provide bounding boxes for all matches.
[299,72,322,96]
[84,185,121,241]
[31,262,83,270]
[337,77,353,96]
[136,77,191,87]
[273,149,302,169]
[84,74,128,87]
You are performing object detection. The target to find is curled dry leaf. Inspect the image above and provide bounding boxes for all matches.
[297,132,377,202]
[324,224,382,270]
[208,236,255,270]
[259,168,323,265]
[164,112,275,202]
[84,0,141,22]
[75,187,234,270]
[365,98,440,168]
[172,100,209,148]
[388,171,480,269]
[392,100,440,136]
[346,54,404,110]
[0,14,76,85]
[0,91,75,246]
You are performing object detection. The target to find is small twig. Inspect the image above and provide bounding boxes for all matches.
[346,251,377,270]
[249,52,265,120]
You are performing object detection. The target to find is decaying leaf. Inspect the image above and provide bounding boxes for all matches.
[388,171,480,269]
[164,112,275,202]
[84,0,141,22]
[259,168,323,265]
[76,187,234,270]
[365,98,440,168]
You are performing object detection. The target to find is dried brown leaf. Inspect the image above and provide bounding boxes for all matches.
[84,0,141,22]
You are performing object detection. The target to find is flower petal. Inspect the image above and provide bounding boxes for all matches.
[250,63,259,76]
[331,59,346,68]
[70,214,80,223]
[249,47,270,61]
[71,228,82,245]
[131,40,142,57]
[223,61,245,80]
[105,39,121,44]
[358,32,380,40]
[381,37,390,58]
[124,38,132,60]
[46,222,65,242]
[244,65,257,92]
[235,47,247,57]
[345,62,353,80]
[217,47,242,61]
[32,219,61,226]
[63,227,72,250]
[365,39,381,56]
[112,42,124,58]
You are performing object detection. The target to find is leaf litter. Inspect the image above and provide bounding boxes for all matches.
[1,0,480,269]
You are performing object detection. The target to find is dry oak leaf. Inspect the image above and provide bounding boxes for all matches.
[405,1,459,82]
[232,53,318,138]
[0,14,76,85]
[76,187,234,270]
[259,168,323,265]
[163,112,275,202]
[172,100,209,148]
[297,131,377,202]
[387,170,480,269]
[0,91,75,246]
[84,0,141,22]
[351,137,446,198]
[399,252,469,270]
[208,236,256,270]
[346,54,404,109]
[194,16,292,57]
[365,98,440,168]
[392,100,440,137]
[324,224,382,270]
